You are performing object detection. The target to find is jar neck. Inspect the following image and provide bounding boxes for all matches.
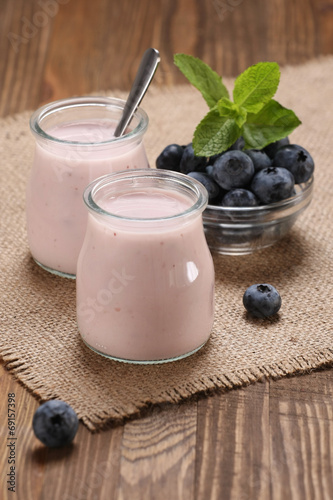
[84,169,208,228]
[30,96,148,150]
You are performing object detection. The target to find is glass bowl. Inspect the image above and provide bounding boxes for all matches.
[203,176,314,255]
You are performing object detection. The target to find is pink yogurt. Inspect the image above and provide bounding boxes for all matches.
[27,97,149,278]
[76,170,215,363]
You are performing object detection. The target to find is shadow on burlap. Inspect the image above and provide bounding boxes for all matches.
[0,57,332,431]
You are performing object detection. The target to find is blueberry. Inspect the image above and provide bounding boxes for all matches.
[205,164,214,177]
[180,144,207,174]
[212,151,255,190]
[220,188,259,207]
[32,400,79,448]
[273,144,314,183]
[188,172,221,203]
[156,144,184,172]
[228,136,245,151]
[207,137,245,165]
[243,284,281,318]
[244,149,272,172]
[207,153,223,166]
[264,137,290,159]
[251,166,295,204]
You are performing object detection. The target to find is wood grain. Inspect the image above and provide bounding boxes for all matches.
[195,381,270,500]
[269,372,333,500]
[118,402,197,500]
[0,0,54,116]
[194,373,333,500]
[1,0,333,115]
[0,364,124,500]
[2,366,333,499]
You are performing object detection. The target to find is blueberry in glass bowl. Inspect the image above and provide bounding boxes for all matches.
[203,176,313,255]
[156,140,314,255]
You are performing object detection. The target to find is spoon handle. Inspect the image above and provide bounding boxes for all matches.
[114,48,160,137]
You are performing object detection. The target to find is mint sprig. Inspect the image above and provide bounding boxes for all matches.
[174,55,301,156]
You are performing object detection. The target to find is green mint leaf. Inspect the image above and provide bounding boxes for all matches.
[242,99,302,150]
[217,98,247,128]
[174,53,229,108]
[217,97,238,116]
[193,109,241,156]
[233,62,280,113]
[235,107,247,128]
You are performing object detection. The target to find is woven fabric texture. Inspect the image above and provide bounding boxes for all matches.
[0,57,332,431]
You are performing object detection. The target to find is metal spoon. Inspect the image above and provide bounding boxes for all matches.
[114,48,160,137]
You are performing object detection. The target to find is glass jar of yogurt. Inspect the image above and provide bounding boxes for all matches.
[27,96,149,278]
[77,169,215,364]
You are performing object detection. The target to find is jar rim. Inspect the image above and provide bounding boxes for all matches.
[83,169,208,222]
[29,96,149,146]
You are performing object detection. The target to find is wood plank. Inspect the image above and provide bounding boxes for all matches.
[117,402,197,500]
[0,0,54,116]
[269,371,333,500]
[33,425,123,500]
[2,0,331,113]
[42,0,109,103]
[266,0,319,65]
[316,0,333,54]
[195,381,271,500]
[0,363,41,500]
[0,363,124,500]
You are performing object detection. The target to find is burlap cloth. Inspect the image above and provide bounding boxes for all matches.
[1,57,333,431]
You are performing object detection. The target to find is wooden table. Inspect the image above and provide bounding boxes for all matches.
[1,1,333,498]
